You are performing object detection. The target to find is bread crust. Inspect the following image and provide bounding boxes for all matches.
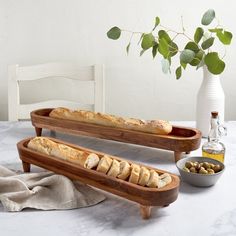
[147,170,159,188]
[96,155,113,174]
[117,161,131,180]
[49,108,172,135]
[129,164,141,184]
[107,159,120,177]
[138,167,150,186]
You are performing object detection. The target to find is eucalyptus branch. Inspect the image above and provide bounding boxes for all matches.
[107,9,233,79]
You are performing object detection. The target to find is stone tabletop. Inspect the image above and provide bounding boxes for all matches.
[0,121,236,236]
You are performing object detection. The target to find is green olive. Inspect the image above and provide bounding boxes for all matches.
[207,168,215,174]
[213,165,222,173]
[183,167,190,172]
[199,167,208,174]
[209,163,215,169]
[194,162,201,170]
[190,167,197,173]
[203,162,210,169]
[185,161,194,169]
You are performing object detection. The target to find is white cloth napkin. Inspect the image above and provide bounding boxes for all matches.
[0,165,105,212]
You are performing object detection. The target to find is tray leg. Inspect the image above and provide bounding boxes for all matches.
[140,205,151,219]
[35,127,42,136]
[174,151,182,163]
[22,161,31,172]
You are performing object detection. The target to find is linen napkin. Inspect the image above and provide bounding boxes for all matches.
[0,165,105,212]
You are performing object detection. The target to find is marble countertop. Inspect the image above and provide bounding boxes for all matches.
[0,121,236,236]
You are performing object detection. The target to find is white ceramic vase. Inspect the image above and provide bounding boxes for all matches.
[196,66,225,137]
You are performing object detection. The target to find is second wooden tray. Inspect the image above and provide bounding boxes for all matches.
[31,108,202,162]
[17,137,180,219]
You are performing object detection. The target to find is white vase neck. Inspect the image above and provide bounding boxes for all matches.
[203,66,220,80]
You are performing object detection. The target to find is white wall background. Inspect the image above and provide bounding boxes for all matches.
[0,0,235,121]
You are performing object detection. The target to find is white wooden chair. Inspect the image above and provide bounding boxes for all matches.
[8,63,105,121]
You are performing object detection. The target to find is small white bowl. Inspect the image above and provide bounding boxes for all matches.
[176,156,225,187]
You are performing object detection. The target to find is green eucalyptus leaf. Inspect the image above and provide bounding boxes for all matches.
[201,37,215,50]
[180,49,195,64]
[196,58,205,70]
[209,28,223,33]
[126,43,131,54]
[201,9,215,25]
[107,26,121,40]
[181,62,187,69]
[161,58,170,74]
[158,30,171,43]
[175,66,182,80]
[185,42,199,53]
[216,30,233,45]
[141,33,155,50]
[152,16,160,31]
[169,41,178,57]
[194,27,204,43]
[204,52,225,74]
[190,50,204,66]
[152,44,158,58]
[158,38,169,58]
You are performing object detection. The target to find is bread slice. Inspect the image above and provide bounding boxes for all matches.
[75,153,100,169]
[129,164,141,184]
[138,167,150,186]
[96,155,113,174]
[28,137,56,155]
[147,170,159,188]
[107,159,120,177]
[117,161,131,180]
[157,173,172,188]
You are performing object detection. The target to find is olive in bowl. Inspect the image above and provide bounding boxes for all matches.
[176,156,225,187]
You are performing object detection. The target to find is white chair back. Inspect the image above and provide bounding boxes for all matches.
[8,63,105,121]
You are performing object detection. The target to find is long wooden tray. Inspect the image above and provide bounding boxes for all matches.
[17,137,180,219]
[31,108,202,162]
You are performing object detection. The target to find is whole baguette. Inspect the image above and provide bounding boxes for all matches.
[49,107,172,135]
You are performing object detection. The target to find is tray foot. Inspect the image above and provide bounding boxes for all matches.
[174,151,182,163]
[22,161,31,172]
[163,204,169,207]
[35,127,42,136]
[186,151,190,154]
[140,205,151,219]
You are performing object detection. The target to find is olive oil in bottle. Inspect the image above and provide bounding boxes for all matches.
[202,111,227,163]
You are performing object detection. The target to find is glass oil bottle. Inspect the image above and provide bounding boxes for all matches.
[202,111,227,163]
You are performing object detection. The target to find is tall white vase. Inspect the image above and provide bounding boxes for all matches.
[196,66,225,137]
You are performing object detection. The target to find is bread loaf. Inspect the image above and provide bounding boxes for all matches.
[49,107,172,135]
[27,137,172,189]
[28,137,99,169]
[28,137,57,155]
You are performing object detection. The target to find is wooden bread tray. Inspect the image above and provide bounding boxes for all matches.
[31,108,202,162]
[17,137,180,219]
